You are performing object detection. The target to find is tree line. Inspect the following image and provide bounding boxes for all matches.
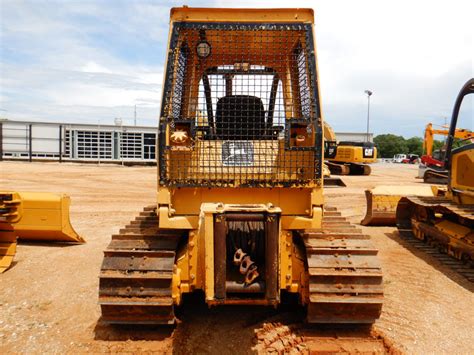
[373,134,445,158]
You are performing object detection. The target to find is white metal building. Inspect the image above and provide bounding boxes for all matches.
[0,119,157,163]
[335,132,373,143]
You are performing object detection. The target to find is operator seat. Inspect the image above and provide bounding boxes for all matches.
[215,95,266,140]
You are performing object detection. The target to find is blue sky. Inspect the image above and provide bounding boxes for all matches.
[0,0,472,137]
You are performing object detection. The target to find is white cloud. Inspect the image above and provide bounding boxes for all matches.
[212,0,473,135]
[81,61,113,74]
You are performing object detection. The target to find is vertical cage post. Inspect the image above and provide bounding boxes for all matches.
[214,213,227,299]
[265,214,279,301]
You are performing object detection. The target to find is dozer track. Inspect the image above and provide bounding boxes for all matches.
[99,206,182,324]
[325,161,351,176]
[300,207,383,324]
[423,169,448,184]
[397,196,474,281]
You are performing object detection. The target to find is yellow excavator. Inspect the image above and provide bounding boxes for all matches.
[397,78,474,265]
[323,122,377,175]
[98,7,383,325]
[0,192,84,272]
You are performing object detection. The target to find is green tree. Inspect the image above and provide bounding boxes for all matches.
[433,139,445,152]
[373,134,408,158]
[406,137,423,156]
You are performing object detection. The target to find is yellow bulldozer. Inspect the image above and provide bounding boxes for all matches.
[324,122,377,175]
[397,78,474,265]
[0,191,84,272]
[98,7,383,325]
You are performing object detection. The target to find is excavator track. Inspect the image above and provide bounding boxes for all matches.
[348,163,371,176]
[325,161,351,176]
[397,196,474,281]
[300,207,383,324]
[99,205,182,324]
[326,162,371,176]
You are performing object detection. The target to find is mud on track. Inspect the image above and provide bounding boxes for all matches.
[1,161,473,353]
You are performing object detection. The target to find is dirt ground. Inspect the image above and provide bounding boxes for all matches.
[0,161,473,354]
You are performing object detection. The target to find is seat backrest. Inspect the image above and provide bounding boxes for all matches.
[215,95,265,140]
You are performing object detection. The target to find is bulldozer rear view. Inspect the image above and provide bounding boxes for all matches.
[99,7,383,325]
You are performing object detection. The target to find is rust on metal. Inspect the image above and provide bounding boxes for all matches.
[225,281,264,293]
[265,213,279,301]
[214,213,227,300]
[98,206,181,325]
[301,207,384,324]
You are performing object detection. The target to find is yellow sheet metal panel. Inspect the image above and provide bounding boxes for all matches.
[451,149,474,204]
[169,187,312,216]
[281,207,322,230]
[170,7,314,24]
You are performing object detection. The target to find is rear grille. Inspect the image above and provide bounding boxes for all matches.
[159,22,322,188]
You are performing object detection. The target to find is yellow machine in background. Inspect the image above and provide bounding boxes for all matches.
[324,123,377,175]
[397,79,474,265]
[0,191,84,272]
[98,7,383,325]
[361,185,442,226]
[362,81,474,227]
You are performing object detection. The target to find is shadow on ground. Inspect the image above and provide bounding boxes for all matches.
[385,231,474,293]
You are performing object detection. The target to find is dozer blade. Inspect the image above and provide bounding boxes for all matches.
[324,177,347,187]
[0,223,16,273]
[0,191,84,243]
[361,185,436,226]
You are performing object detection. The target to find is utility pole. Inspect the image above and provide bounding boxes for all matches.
[364,90,373,142]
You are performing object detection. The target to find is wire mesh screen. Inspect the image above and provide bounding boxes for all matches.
[159,22,322,188]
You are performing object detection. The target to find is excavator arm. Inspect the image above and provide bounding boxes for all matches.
[423,122,474,157]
